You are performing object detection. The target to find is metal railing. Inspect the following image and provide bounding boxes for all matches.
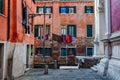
[35,0,94,2]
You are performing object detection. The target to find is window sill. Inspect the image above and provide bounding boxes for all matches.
[60,13,67,14]
[59,56,67,57]
[68,13,75,14]
[46,13,52,15]
[44,56,51,57]
[86,37,93,39]
[85,13,94,14]
[0,13,7,18]
[36,13,52,15]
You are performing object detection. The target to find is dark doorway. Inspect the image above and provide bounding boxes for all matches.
[26,45,29,68]
[0,43,4,79]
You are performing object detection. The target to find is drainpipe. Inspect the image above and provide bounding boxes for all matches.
[7,0,10,41]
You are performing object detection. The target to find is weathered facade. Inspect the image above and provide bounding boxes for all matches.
[0,0,35,79]
[34,0,94,65]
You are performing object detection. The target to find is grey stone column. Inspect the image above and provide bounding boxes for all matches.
[104,0,111,58]
[102,0,111,76]
[93,0,100,57]
[94,0,105,57]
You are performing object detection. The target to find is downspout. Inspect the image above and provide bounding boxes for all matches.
[7,0,10,41]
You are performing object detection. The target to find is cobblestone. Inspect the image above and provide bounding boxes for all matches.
[15,69,109,80]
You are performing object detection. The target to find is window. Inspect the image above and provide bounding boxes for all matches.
[61,48,67,56]
[37,7,43,14]
[34,25,39,37]
[0,0,2,13]
[61,25,67,35]
[30,45,33,56]
[69,6,76,13]
[45,48,52,56]
[34,25,44,40]
[68,48,76,56]
[46,25,50,35]
[46,7,52,14]
[35,48,52,57]
[69,7,74,13]
[67,25,76,37]
[61,25,76,37]
[87,25,92,37]
[60,7,67,13]
[85,6,94,13]
[60,6,76,14]
[22,6,30,34]
[37,7,52,14]
[22,7,27,25]
[86,48,93,56]
[61,48,76,56]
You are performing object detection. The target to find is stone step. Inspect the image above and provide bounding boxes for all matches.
[91,65,98,72]
[59,66,79,70]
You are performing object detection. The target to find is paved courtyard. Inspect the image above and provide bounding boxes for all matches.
[15,69,109,80]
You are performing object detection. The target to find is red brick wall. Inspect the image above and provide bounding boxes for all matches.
[111,0,120,33]
[34,2,94,55]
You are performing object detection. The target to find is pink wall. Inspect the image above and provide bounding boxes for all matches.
[111,0,120,33]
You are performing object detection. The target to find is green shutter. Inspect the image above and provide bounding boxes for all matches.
[74,6,76,13]
[85,6,87,13]
[51,7,53,13]
[67,25,76,37]
[66,6,69,13]
[0,0,2,13]
[59,7,61,13]
[42,48,45,56]
[87,48,93,56]
[91,6,94,13]
[34,25,39,37]
[67,25,70,35]
[35,48,38,55]
[74,25,76,37]
[72,48,76,56]
[87,25,92,37]
[36,7,39,13]
[43,6,46,13]
[85,6,94,13]
[50,48,52,57]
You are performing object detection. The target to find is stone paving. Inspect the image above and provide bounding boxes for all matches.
[15,69,109,80]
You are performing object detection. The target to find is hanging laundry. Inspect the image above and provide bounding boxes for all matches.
[71,36,75,45]
[22,7,27,25]
[62,35,66,42]
[44,34,48,40]
[66,35,71,43]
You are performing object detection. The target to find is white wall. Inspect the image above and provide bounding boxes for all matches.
[2,42,32,79]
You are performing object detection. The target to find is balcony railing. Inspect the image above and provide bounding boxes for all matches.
[35,0,94,2]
